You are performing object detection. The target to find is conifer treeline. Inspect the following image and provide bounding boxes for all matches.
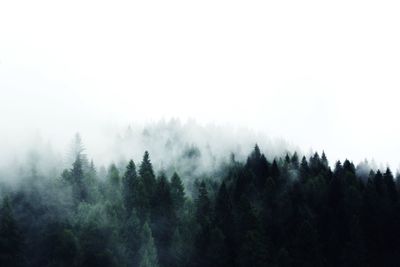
[1,144,400,267]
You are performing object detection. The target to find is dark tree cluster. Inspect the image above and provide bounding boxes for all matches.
[1,144,400,267]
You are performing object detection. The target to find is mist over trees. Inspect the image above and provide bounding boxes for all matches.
[1,133,400,266]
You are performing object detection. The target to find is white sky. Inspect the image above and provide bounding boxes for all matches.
[0,0,400,169]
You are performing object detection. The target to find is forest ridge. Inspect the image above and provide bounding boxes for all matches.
[0,141,400,267]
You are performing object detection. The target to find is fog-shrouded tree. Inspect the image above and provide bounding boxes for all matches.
[122,160,138,215]
[122,209,142,266]
[170,172,185,213]
[139,151,156,196]
[1,141,400,267]
[151,173,176,267]
[139,223,159,267]
[0,197,23,267]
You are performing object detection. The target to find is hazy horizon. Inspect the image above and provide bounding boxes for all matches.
[1,0,400,170]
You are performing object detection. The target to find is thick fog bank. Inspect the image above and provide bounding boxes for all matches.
[0,119,391,185]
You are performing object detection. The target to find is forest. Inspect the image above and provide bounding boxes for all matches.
[1,138,400,267]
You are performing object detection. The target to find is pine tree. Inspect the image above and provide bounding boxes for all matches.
[309,152,321,175]
[151,173,176,267]
[122,160,138,214]
[291,220,323,267]
[195,181,211,227]
[71,155,88,202]
[69,133,89,170]
[139,223,159,267]
[321,151,328,167]
[123,209,142,265]
[236,198,268,267]
[170,172,185,212]
[291,152,300,169]
[374,170,384,196]
[246,145,269,188]
[214,182,233,230]
[299,156,309,181]
[384,168,397,203]
[193,181,212,267]
[0,197,23,267]
[270,159,280,181]
[108,163,120,189]
[205,227,230,267]
[133,175,150,221]
[214,182,235,266]
[139,151,157,199]
[169,229,185,267]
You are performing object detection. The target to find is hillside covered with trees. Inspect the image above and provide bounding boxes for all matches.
[1,141,400,267]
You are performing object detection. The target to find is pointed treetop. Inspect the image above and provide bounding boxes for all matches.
[125,160,137,176]
[108,163,120,187]
[321,151,328,166]
[140,151,155,178]
[291,152,300,168]
[271,159,280,178]
[170,172,185,210]
[285,153,291,164]
[385,167,393,177]
[69,133,86,162]
[250,144,261,160]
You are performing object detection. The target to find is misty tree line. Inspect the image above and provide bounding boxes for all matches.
[1,140,400,267]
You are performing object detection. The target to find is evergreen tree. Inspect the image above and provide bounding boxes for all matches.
[214,182,235,266]
[122,160,138,214]
[139,151,157,200]
[270,159,280,181]
[384,168,397,203]
[193,181,212,267]
[0,197,23,267]
[299,156,309,182]
[123,209,142,265]
[373,170,385,196]
[321,151,329,167]
[108,163,120,189]
[168,229,185,267]
[170,172,185,212]
[70,155,88,202]
[195,181,211,227]
[151,173,176,267]
[133,175,150,221]
[246,144,269,188]
[291,152,300,169]
[139,223,159,267]
[205,227,230,267]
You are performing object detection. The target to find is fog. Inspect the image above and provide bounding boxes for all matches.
[1,0,400,173]
[3,3,400,266]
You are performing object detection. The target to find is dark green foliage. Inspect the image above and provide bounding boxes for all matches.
[246,145,270,189]
[122,209,141,265]
[291,152,300,169]
[384,168,397,203]
[61,155,89,204]
[2,143,400,267]
[0,197,23,267]
[122,160,138,214]
[139,223,159,267]
[139,151,157,198]
[108,164,120,189]
[195,181,211,227]
[170,172,185,212]
[151,173,176,267]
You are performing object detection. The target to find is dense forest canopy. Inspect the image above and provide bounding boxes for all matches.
[1,136,400,267]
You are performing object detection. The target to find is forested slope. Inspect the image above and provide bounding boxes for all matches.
[1,144,400,267]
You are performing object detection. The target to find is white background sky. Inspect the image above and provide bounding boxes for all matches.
[0,0,400,169]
